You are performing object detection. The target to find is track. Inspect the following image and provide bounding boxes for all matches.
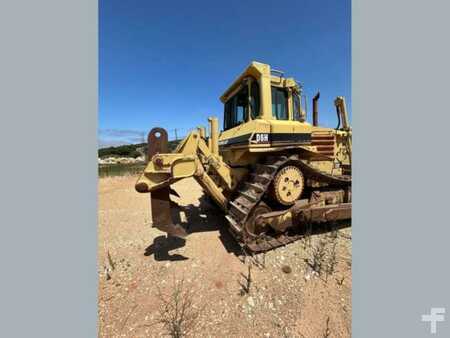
[225,155,351,253]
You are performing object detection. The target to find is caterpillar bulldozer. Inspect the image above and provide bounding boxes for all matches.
[135,61,351,253]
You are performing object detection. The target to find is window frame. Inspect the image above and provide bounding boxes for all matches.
[293,91,303,121]
[271,86,289,120]
[249,80,260,120]
[223,78,260,130]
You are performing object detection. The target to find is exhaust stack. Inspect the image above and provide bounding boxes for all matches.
[334,96,350,131]
[312,92,320,126]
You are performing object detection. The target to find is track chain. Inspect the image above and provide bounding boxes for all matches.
[225,155,351,253]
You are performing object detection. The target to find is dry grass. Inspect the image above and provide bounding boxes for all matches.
[98,176,352,337]
[146,278,203,337]
[238,263,253,296]
[305,228,339,282]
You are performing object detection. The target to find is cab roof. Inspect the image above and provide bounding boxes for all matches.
[220,61,300,103]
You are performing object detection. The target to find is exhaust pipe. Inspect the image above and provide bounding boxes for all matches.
[334,96,350,131]
[312,92,320,126]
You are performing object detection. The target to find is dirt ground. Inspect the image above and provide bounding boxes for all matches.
[98,175,352,337]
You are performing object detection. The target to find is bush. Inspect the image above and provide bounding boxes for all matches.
[130,150,141,158]
[98,140,181,158]
[151,278,203,337]
[98,143,146,158]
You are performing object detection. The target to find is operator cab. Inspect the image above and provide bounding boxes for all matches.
[221,62,306,132]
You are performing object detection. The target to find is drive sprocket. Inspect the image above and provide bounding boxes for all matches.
[272,165,304,206]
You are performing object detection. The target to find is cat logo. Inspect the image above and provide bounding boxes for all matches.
[255,133,269,143]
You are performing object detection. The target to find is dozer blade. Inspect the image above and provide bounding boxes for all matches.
[147,128,187,239]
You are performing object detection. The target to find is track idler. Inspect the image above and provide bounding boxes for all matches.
[244,199,351,253]
[255,191,351,234]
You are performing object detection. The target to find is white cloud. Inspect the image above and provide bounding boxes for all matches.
[98,129,146,148]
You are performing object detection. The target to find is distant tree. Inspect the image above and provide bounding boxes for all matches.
[98,141,179,158]
[130,150,141,158]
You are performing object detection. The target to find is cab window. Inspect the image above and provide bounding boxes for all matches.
[293,92,303,121]
[271,87,288,120]
[250,81,260,119]
[224,86,248,130]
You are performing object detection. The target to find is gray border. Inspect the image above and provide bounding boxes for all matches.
[2,0,450,337]
[0,1,98,337]
[353,0,450,336]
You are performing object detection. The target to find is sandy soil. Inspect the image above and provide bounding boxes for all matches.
[98,175,352,337]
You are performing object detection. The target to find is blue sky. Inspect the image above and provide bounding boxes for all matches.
[99,0,350,147]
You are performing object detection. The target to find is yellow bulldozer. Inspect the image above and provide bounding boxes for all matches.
[135,61,351,252]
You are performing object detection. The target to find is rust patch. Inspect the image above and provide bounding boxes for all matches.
[147,127,168,160]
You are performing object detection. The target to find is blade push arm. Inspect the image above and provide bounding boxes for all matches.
[135,127,237,211]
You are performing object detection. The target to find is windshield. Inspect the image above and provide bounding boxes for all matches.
[223,86,247,130]
[223,79,260,130]
[271,87,288,120]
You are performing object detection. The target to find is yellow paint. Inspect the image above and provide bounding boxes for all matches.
[136,61,352,221]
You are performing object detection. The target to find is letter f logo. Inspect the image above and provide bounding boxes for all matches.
[422,308,446,334]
